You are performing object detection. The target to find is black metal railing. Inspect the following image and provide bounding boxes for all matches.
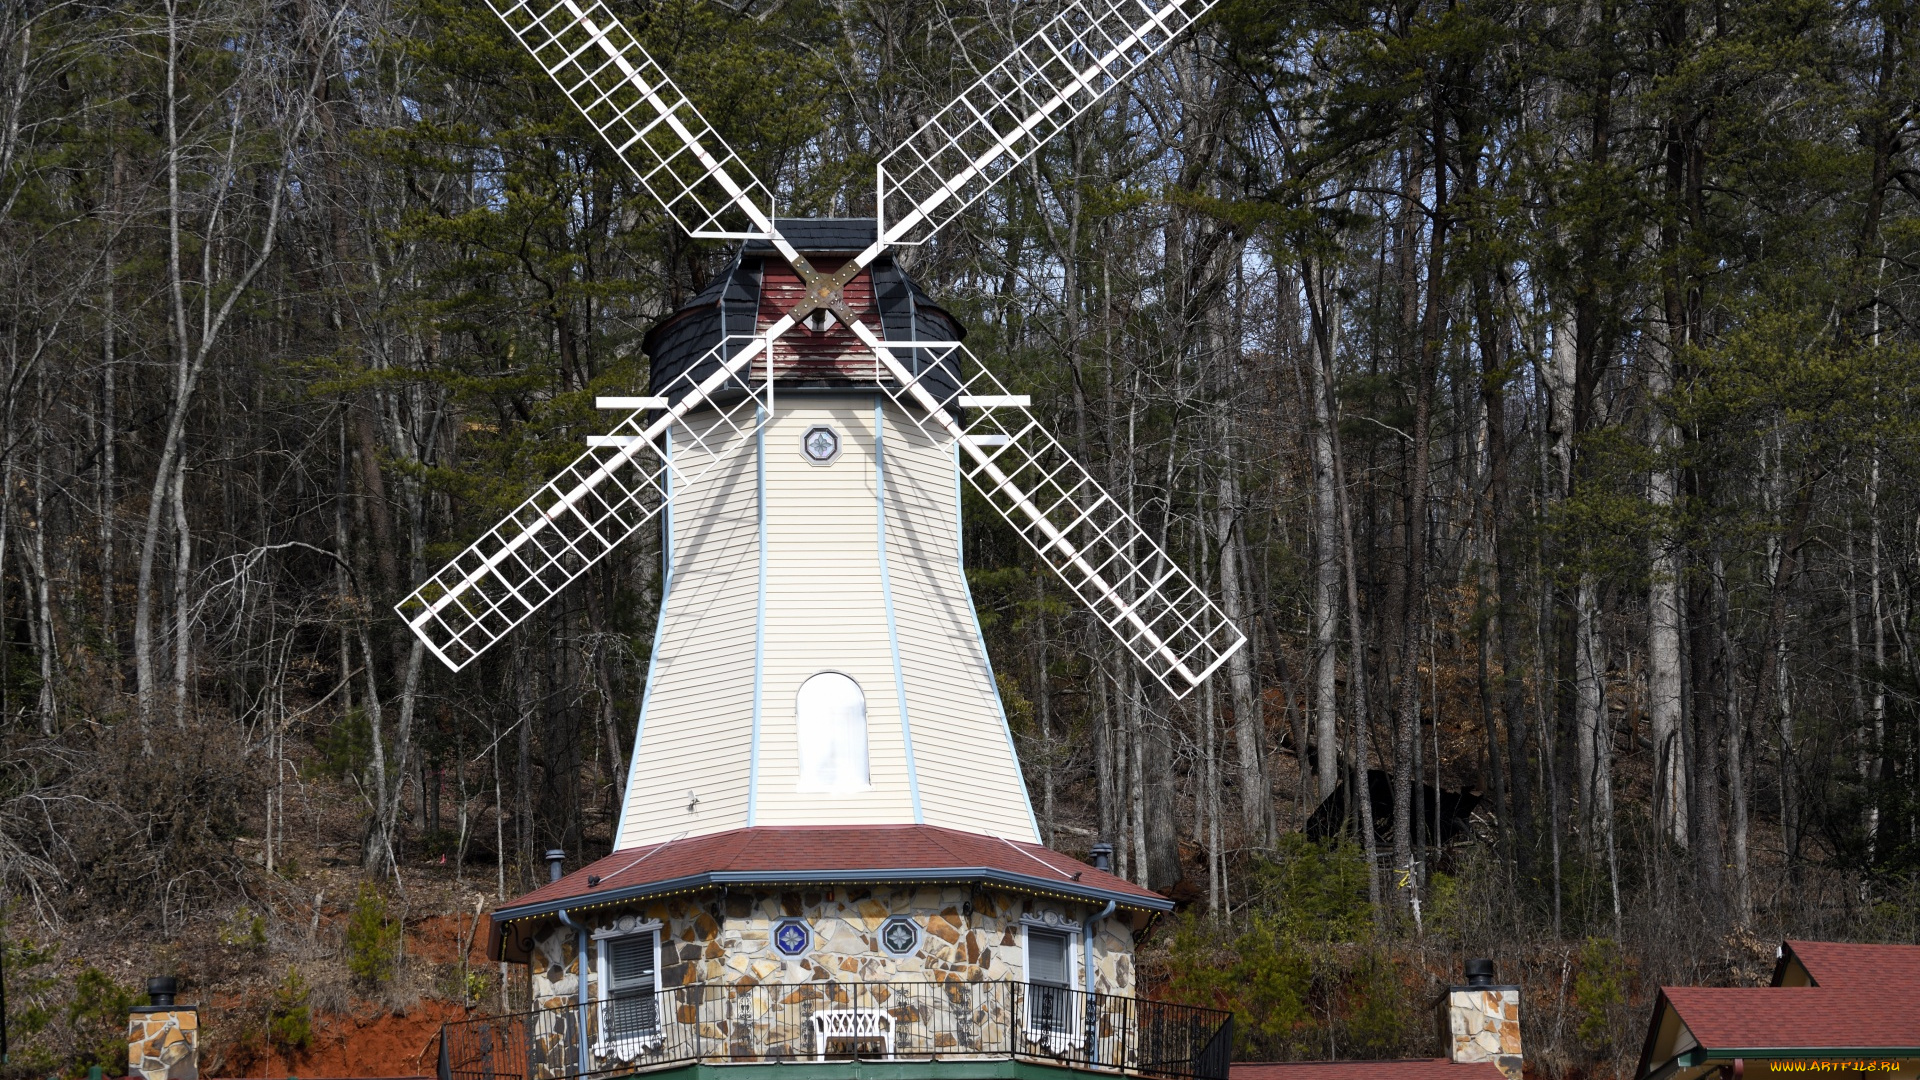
[437,980,1231,1080]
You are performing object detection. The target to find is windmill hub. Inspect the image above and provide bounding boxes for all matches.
[644,218,965,397]
[783,249,863,326]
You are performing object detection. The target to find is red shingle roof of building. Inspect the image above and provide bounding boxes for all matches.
[1636,941,1920,1080]
[1776,940,1920,992]
[487,824,1169,960]
[1660,987,1920,1050]
[1233,1060,1507,1080]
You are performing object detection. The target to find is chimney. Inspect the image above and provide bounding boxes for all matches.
[1447,959,1522,1080]
[546,848,567,883]
[128,977,198,1080]
[1089,844,1114,873]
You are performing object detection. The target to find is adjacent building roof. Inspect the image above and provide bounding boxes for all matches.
[1636,940,1920,1080]
[1234,1061,1507,1080]
[1772,939,1920,991]
[487,824,1170,961]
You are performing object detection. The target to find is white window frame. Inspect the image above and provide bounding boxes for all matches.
[1020,919,1084,1049]
[593,922,664,1055]
[794,671,871,793]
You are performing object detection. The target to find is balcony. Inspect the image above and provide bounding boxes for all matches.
[436,981,1232,1080]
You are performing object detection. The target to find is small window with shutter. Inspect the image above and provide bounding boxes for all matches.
[598,929,659,1047]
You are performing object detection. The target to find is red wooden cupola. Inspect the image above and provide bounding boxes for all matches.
[754,252,878,381]
[643,218,967,396]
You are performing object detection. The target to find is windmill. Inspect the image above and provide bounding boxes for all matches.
[395,0,1246,829]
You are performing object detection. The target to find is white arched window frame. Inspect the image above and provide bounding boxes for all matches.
[795,671,870,792]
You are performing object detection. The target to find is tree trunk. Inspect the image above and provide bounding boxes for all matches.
[1310,282,1382,912]
[1303,259,1344,802]
[1142,681,1181,892]
[1216,466,1271,846]
[1392,97,1450,897]
[1646,317,1688,846]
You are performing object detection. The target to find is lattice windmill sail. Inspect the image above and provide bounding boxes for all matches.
[397,0,1243,706]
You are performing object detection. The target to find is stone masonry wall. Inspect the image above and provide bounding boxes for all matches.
[525,884,1137,1008]
[1448,988,1522,1080]
[127,1008,198,1080]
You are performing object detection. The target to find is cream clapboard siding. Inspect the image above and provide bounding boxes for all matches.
[616,415,761,847]
[752,401,918,825]
[615,394,1038,846]
[881,404,1040,840]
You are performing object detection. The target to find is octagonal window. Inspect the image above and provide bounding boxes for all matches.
[802,425,841,465]
[880,916,921,957]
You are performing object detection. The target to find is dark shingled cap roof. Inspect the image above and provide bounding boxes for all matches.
[744,217,878,254]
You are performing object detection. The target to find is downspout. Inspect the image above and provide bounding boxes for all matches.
[556,910,590,1079]
[1082,900,1116,1062]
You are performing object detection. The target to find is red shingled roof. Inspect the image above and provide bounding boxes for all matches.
[1638,941,1920,1080]
[1661,986,1920,1050]
[1778,940,1920,992]
[1234,1061,1507,1080]
[487,825,1168,960]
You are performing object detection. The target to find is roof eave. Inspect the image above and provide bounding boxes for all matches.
[492,865,1171,934]
[1678,1048,1920,1062]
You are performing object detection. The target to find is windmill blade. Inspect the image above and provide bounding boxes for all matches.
[851,329,1243,697]
[487,0,776,239]
[875,0,1217,248]
[397,335,775,671]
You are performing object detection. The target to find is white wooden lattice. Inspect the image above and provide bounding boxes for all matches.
[856,330,1245,696]
[486,0,775,239]
[876,0,1219,247]
[395,336,774,671]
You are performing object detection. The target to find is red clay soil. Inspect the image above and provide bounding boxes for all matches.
[406,911,493,967]
[219,998,472,1079]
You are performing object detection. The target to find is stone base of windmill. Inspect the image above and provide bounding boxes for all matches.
[526,884,1137,1008]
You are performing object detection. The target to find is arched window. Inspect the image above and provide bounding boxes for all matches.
[795,672,869,792]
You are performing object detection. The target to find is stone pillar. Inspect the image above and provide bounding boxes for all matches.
[128,977,198,1080]
[1448,959,1521,1080]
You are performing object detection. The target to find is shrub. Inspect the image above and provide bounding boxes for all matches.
[68,966,138,1075]
[220,906,267,948]
[1574,936,1630,1053]
[2,922,58,1075]
[268,968,314,1054]
[345,883,401,984]
[1340,951,1406,1059]
[1237,833,1375,944]
[1168,914,1313,1057]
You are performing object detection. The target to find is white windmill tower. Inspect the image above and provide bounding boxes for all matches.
[397,0,1244,850]
[413,0,1247,1072]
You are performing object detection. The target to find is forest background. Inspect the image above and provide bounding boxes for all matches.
[1,0,1917,1076]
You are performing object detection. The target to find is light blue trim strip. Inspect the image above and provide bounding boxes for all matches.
[955,443,1042,839]
[615,427,674,850]
[747,412,768,825]
[660,425,673,580]
[875,399,924,823]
